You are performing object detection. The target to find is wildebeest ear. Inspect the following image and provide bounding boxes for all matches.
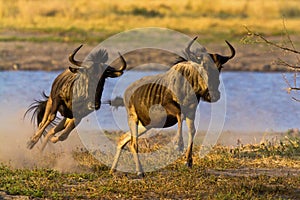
[208,40,236,71]
[209,54,222,67]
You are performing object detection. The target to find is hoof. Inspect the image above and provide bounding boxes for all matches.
[172,139,184,152]
[174,144,184,152]
[50,136,59,143]
[137,172,145,178]
[26,140,37,150]
[185,162,193,168]
[58,135,68,142]
[109,169,116,175]
[109,170,127,178]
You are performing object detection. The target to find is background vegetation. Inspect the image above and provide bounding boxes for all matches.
[1,0,300,43]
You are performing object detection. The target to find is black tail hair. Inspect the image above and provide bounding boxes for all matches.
[102,96,125,110]
[24,92,49,127]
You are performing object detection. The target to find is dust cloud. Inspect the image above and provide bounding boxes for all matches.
[0,108,284,172]
[0,109,85,172]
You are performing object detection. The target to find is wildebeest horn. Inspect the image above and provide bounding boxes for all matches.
[186,36,198,55]
[209,40,236,67]
[225,40,235,60]
[218,40,235,65]
[107,52,127,72]
[116,52,127,71]
[69,44,83,66]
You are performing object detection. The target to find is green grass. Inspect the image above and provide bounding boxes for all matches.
[0,133,299,199]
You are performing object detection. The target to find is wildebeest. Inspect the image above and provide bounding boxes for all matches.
[26,45,127,150]
[110,37,235,177]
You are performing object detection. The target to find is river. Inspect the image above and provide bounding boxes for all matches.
[0,70,299,134]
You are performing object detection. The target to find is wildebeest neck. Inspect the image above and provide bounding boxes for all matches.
[94,76,106,110]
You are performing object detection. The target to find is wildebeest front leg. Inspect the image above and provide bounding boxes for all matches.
[185,116,196,168]
[173,113,184,152]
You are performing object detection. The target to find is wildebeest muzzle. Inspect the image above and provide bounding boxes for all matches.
[203,89,220,103]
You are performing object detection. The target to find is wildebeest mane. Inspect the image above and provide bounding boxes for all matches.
[173,36,208,66]
[173,56,187,65]
[72,48,109,101]
[165,61,208,103]
[84,48,108,64]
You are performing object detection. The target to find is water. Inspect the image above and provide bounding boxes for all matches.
[1,70,299,133]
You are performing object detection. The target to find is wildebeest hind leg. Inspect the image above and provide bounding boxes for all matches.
[39,118,67,151]
[27,113,56,149]
[54,118,77,142]
[38,97,53,128]
[110,122,147,176]
[110,132,131,175]
[27,98,58,149]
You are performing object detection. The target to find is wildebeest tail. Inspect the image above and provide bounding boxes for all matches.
[24,92,49,127]
[103,96,125,110]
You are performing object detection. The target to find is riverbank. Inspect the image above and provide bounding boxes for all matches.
[0,36,298,72]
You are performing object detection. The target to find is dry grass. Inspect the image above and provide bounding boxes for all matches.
[0,131,299,199]
[1,0,300,43]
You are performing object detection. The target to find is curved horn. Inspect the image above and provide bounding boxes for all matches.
[186,36,198,55]
[107,52,127,72]
[69,44,83,66]
[225,40,235,60]
[116,52,127,71]
[213,40,236,65]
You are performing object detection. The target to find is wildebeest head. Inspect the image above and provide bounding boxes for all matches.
[184,37,235,102]
[68,45,127,111]
[185,36,235,72]
[193,54,221,103]
[203,60,221,103]
[68,44,126,78]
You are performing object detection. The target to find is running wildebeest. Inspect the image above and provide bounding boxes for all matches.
[26,45,127,150]
[110,37,235,177]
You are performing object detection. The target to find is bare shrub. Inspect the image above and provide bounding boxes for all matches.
[243,20,300,101]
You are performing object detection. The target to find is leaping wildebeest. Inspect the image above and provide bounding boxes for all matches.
[110,37,235,177]
[26,45,127,150]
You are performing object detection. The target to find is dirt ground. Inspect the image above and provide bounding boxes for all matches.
[0,37,298,72]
